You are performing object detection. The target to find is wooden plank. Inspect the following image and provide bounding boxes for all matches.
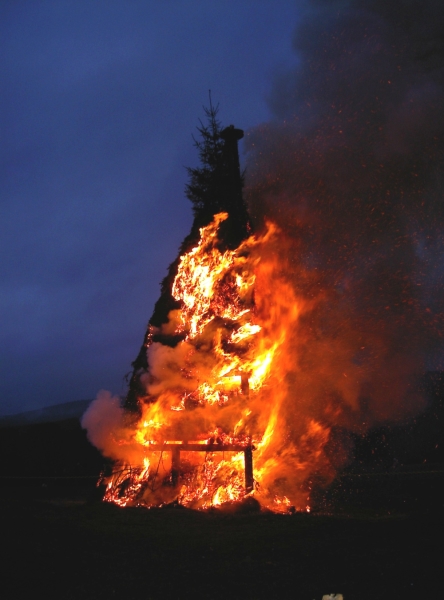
[145,443,250,452]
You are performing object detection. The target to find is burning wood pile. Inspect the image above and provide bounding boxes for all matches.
[82,117,333,512]
[99,211,313,510]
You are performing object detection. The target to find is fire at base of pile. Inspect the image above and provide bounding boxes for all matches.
[84,213,334,513]
[103,442,253,510]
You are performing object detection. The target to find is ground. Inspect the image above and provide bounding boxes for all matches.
[1,466,442,599]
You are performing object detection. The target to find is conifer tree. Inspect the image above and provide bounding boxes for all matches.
[185,94,225,223]
[124,98,249,413]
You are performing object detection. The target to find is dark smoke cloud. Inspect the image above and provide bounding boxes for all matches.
[245,0,444,430]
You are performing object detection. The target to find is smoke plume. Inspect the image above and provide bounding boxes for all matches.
[244,0,444,433]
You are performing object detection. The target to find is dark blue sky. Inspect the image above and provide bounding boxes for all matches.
[1,1,300,415]
[2,1,443,419]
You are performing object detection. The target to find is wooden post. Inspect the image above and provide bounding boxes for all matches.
[171,446,181,486]
[241,373,250,397]
[244,445,254,493]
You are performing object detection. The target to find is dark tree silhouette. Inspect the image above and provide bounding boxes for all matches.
[185,95,225,221]
[123,98,250,413]
[184,94,250,248]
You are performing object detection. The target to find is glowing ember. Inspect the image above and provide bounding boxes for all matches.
[87,212,333,512]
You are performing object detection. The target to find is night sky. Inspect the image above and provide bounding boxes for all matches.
[2,1,443,419]
[1,1,299,415]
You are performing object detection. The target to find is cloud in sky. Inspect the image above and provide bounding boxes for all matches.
[0,1,299,414]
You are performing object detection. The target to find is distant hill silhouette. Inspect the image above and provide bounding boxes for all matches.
[0,399,93,427]
[0,400,104,479]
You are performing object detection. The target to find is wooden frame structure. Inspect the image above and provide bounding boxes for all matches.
[148,443,254,493]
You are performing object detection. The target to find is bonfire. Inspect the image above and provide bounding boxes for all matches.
[90,210,332,512]
[82,120,335,513]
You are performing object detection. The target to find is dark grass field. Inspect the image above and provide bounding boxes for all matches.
[1,466,443,600]
[1,400,443,600]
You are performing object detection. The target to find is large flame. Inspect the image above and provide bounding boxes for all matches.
[87,213,333,511]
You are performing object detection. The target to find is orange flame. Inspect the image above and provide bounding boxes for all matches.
[97,213,333,511]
